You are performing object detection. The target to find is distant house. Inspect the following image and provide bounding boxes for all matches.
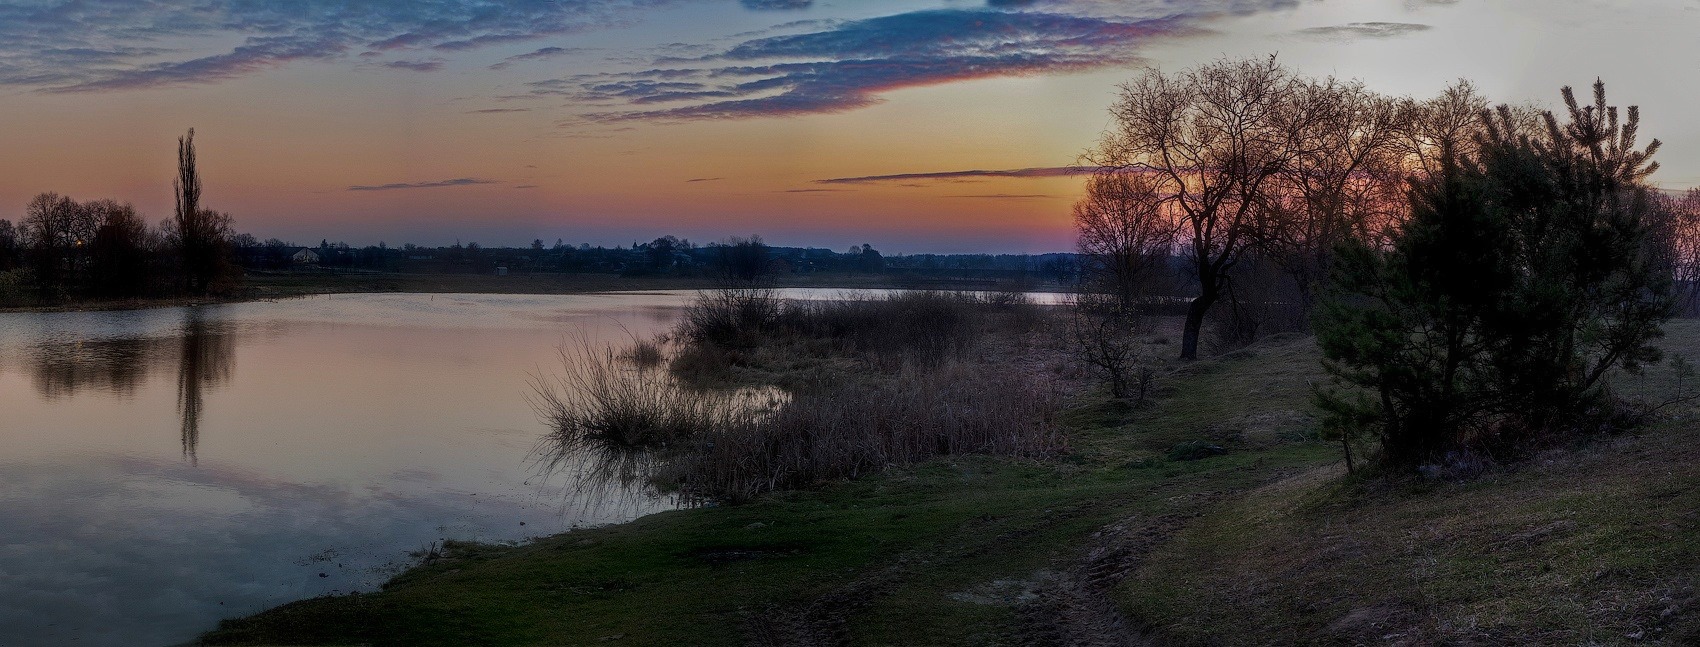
[290,248,320,264]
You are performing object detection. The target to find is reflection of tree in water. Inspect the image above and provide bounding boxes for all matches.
[176,311,234,465]
[29,337,161,399]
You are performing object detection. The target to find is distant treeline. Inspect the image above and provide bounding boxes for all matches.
[234,234,1086,284]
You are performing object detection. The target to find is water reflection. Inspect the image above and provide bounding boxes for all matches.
[29,336,158,398]
[176,312,235,465]
[23,309,235,465]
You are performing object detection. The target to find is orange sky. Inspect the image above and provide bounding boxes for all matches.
[3,0,1697,252]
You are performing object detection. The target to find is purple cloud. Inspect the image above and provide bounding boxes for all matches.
[347,178,500,192]
[45,35,346,93]
[541,8,1206,121]
[1,1,816,93]
[385,58,445,72]
[489,46,589,70]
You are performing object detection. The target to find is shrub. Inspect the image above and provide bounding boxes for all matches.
[0,268,36,307]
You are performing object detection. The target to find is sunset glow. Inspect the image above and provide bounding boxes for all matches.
[5,0,1698,252]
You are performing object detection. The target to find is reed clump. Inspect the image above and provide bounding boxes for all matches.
[533,290,1062,503]
[661,364,1064,502]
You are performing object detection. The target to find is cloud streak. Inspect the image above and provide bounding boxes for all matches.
[1294,22,1432,40]
[816,166,1093,184]
[385,58,446,72]
[488,46,590,70]
[347,178,500,192]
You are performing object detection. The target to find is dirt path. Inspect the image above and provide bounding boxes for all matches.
[1014,513,1186,647]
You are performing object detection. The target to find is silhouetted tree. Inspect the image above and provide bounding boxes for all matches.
[20,192,96,298]
[645,235,688,270]
[172,129,234,295]
[714,235,770,282]
[1073,171,1176,314]
[1261,80,1408,320]
[1088,57,1334,359]
[86,199,153,298]
[1316,80,1673,469]
[1657,188,1700,314]
[0,219,18,271]
[858,243,884,273]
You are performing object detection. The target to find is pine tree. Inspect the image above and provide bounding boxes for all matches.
[1315,80,1673,469]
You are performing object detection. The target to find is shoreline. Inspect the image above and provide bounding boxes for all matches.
[0,270,1068,315]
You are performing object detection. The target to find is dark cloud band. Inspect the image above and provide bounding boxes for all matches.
[347,178,500,192]
[817,166,1094,184]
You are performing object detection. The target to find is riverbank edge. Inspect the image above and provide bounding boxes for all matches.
[0,270,1068,314]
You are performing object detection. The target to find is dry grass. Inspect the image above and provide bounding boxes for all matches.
[675,288,1044,370]
[663,364,1066,502]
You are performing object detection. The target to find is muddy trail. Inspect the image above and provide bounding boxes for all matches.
[740,489,1235,647]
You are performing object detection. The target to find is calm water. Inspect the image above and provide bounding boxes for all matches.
[0,292,715,646]
[0,288,1066,646]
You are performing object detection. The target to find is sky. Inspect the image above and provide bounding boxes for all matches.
[2,0,1698,253]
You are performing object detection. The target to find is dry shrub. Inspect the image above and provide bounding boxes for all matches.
[777,290,987,366]
[678,287,782,348]
[529,342,741,451]
[661,364,1065,502]
[676,288,1003,368]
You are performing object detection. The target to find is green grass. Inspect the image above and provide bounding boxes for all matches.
[202,324,1700,646]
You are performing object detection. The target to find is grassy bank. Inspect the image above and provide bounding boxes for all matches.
[201,317,1700,645]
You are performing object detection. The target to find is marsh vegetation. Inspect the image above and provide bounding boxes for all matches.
[532,289,1066,503]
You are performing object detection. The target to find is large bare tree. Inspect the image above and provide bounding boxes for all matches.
[1087,56,1332,360]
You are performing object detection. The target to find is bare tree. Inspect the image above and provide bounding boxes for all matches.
[1665,189,1700,315]
[1087,56,1332,359]
[1263,80,1409,311]
[1390,80,1489,179]
[19,192,96,297]
[1073,170,1176,315]
[1067,306,1154,403]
